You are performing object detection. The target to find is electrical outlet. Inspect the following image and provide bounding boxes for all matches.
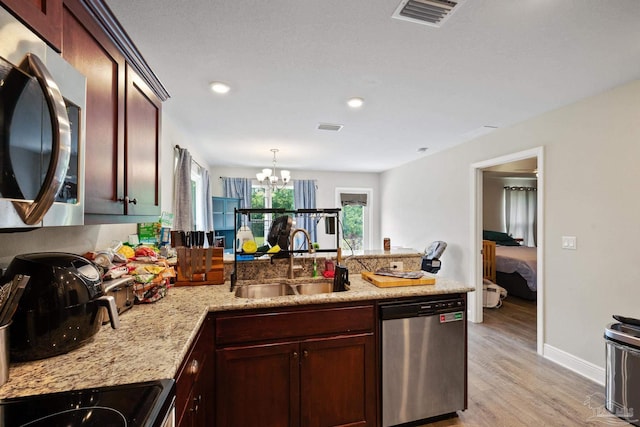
[390,261,403,270]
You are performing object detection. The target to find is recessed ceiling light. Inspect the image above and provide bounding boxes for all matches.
[347,97,364,108]
[210,81,230,94]
[417,147,428,153]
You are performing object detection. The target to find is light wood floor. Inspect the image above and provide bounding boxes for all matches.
[422,297,626,427]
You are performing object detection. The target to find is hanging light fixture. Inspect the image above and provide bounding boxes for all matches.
[256,149,291,189]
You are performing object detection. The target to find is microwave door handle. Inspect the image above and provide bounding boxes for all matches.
[11,53,71,225]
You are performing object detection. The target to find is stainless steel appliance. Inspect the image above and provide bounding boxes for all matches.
[2,252,119,361]
[380,295,467,426]
[0,379,175,427]
[0,6,86,229]
[102,276,135,324]
[604,317,640,426]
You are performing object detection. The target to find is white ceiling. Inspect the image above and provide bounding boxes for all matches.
[104,0,640,173]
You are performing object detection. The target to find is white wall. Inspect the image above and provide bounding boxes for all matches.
[381,79,640,372]
[212,166,381,250]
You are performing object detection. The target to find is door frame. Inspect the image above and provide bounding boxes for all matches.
[469,147,544,355]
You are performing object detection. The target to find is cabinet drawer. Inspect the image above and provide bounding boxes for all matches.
[215,304,374,346]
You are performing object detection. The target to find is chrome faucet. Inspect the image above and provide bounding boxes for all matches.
[289,228,314,279]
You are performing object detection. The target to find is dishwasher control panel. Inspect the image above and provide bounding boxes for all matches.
[379,295,466,320]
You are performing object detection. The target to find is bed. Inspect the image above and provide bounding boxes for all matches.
[482,233,537,301]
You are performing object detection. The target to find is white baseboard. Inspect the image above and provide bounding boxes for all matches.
[543,344,605,386]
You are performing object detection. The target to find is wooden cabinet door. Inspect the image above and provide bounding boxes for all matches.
[125,65,161,216]
[62,0,125,216]
[1,0,62,50]
[300,334,376,427]
[216,342,300,427]
[176,316,214,427]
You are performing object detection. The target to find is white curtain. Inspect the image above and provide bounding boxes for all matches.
[173,147,193,231]
[504,186,537,247]
[202,169,213,232]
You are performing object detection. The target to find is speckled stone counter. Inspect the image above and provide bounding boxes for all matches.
[0,271,472,399]
[226,248,424,281]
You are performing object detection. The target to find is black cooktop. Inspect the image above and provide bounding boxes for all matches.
[0,379,174,427]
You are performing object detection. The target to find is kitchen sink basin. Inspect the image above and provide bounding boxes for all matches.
[234,283,296,298]
[234,279,344,299]
[292,281,335,295]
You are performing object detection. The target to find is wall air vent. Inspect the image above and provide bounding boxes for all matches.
[317,123,343,132]
[392,0,465,28]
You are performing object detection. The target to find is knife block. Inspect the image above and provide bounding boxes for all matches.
[175,247,224,286]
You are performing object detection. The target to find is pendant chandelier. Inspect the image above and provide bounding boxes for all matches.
[256,149,291,190]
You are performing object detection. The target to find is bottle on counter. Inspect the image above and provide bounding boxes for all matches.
[312,257,318,278]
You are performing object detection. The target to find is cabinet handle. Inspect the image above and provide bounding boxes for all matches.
[117,197,138,204]
[189,359,199,375]
[303,350,309,358]
[190,394,202,413]
[292,351,299,359]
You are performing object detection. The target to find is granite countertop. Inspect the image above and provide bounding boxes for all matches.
[0,273,473,399]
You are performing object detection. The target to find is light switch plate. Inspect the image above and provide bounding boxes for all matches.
[562,236,577,250]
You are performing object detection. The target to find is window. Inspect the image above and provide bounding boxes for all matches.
[337,189,372,251]
[250,184,294,246]
[191,163,205,230]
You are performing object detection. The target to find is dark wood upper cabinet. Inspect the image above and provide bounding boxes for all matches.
[62,0,126,217]
[61,0,162,222]
[125,65,161,217]
[0,0,63,50]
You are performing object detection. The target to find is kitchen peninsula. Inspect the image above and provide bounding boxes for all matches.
[1,257,473,426]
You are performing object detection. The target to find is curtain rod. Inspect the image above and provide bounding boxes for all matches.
[174,145,205,171]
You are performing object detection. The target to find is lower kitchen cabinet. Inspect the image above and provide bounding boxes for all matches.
[175,315,214,427]
[214,303,377,427]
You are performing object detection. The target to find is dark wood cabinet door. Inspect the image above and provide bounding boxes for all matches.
[1,0,62,50]
[216,342,300,427]
[176,316,214,427]
[62,0,125,216]
[125,65,161,216]
[300,334,376,427]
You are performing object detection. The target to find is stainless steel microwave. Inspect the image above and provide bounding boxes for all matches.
[0,7,86,229]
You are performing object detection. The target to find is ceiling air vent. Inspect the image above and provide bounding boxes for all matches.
[317,123,343,132]
[392,0,465,28]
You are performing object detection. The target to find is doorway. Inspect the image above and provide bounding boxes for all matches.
[470,147,544,355]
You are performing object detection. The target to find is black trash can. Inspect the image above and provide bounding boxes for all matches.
[604,322,640,426]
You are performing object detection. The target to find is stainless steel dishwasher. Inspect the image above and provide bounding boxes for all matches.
[380,295,467,427]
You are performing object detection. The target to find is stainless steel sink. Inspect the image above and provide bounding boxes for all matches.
[234,279,343,298]
[292,281,335,295]
[234,283,296,298]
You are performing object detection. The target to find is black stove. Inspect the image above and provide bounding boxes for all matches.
[0,379,175,427]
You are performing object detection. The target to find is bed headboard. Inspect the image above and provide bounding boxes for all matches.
[483,240,496,283]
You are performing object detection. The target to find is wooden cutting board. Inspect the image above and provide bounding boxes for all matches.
[361,271,436,287]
